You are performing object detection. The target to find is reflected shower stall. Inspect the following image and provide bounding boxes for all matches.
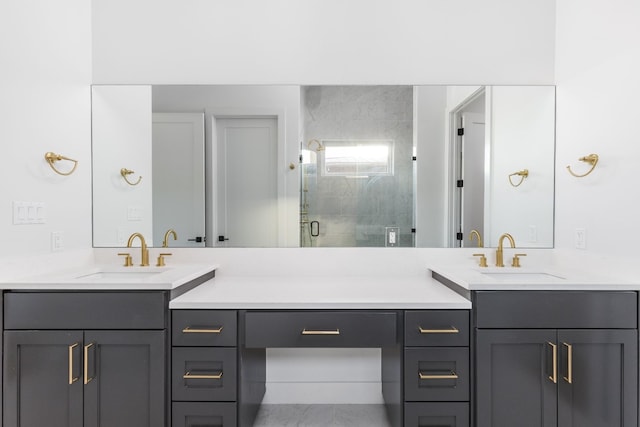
[300,86,415,248]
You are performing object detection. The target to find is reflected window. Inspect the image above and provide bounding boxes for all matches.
[321,140,394,177]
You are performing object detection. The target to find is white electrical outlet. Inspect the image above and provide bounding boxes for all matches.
[385,227,399,247]
[528,225,537,243]
[575,228,586,249]
[51,231,63,252]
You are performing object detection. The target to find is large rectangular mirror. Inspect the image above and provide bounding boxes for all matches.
[92,85,555,249]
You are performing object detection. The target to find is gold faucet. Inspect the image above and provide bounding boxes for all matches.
[495,233,516,267]
[127,233,149,266]
[162,229,177,248]
[469,229,483,247]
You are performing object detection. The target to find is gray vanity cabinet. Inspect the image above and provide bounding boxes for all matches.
[474,291,638,427]
[2,291,167,427]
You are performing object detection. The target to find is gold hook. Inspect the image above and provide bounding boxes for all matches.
[567,154,599,178]
[508,169,529,187]
[120,168,142,186]
[44,152,78,176]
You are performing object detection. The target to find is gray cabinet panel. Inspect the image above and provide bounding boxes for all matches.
[476,329,558,427]
[404,402,469,427]
[405,311,469,347]
[83,330,166,427]
[475,291,637,329]
[3,330,84,427]
[404,347,469,402]
[4,292,166,330]
[172,402,237,427]
[557,329,637,427]
[244,311,397,348]
[173,310,237,347]
[172,347,237,402]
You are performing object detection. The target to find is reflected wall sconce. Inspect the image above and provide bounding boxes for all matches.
[44,152,78,176]
[307,139,325,151]
[566,154,599,178]
[508,169,529,187]
[120,168,142,186]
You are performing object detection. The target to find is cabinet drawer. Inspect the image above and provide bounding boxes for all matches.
[4,292,166,329]
[404,402,469,427]
[172,402,237,427]
[405,311,469,347]
[244,311,398,348]
[475,291,638,329]
[172,347,237,401]
[404,347,469,401]
[173,310,237,347]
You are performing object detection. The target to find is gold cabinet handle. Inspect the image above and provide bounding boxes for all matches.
[301,329,340,335]
[418,326,459,334]
[183,371,223,380]
[418,371,459,380]
[563,343,573,384]
[68,343,79,385]
[548,341,557,384]
[84,343,95,385]
[182,326,224,334]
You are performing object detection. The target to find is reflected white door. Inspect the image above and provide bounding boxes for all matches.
[152,113,205,247]
[215,117,278,247]
[460,112,485,247]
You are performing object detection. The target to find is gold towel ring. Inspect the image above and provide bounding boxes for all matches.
[508,169,529,187]
[120,168,142,186]
[44,152,78,176]
[567,154,599,178]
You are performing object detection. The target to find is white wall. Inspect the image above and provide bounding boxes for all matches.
[92,86,154,247]
[0,0,92,259]
[555,0,640,256]
[92,0,556,85]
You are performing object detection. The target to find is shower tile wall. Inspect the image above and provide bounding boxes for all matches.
[303,86,414,247]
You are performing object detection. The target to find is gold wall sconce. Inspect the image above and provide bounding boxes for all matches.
[508,169,529,187]
[567,154,599,178]
[120,168,142,186]
[44,152,78,176]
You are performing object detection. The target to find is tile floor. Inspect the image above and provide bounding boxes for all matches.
[252,404,392,427]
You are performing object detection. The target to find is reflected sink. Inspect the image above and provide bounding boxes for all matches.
[481,272,565,282]
[74,270,166,283]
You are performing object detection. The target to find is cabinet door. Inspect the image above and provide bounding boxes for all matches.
[476,329,558,427]
[83,330,166,427]
[3,330,84,427]
[557,329,637,427]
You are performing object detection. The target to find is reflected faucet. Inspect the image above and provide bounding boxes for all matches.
[127,233,149,266]
[495,233,516,267]
[162,229,178,248]
[469,229,483,248]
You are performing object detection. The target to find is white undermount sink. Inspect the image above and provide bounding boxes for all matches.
[480,271,566,281]
[73,270,167,282]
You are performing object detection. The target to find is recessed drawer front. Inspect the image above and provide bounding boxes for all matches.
[405,311,469,347]
[4,292,166,330]
[404,402,469,427]
[404,347,469,401]
[475,291,638,329]
[172,347,237,402]
[172,402,237,427]
[244,311,398,348]
[173,310,237,347]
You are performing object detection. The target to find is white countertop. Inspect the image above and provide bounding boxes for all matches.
[430,265,640,291]
[1,263,219,290]
[169,275,471,309]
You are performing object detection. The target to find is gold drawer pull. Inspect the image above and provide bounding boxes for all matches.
[563,343,573,384]
[84,343,95,385]
[548,341,557,384]
[68,343,79,385]
[301,329,340,335]
[182,326,224,334]
[419,371,459,380]
[183,371,223,380]
[418,326,459,334]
